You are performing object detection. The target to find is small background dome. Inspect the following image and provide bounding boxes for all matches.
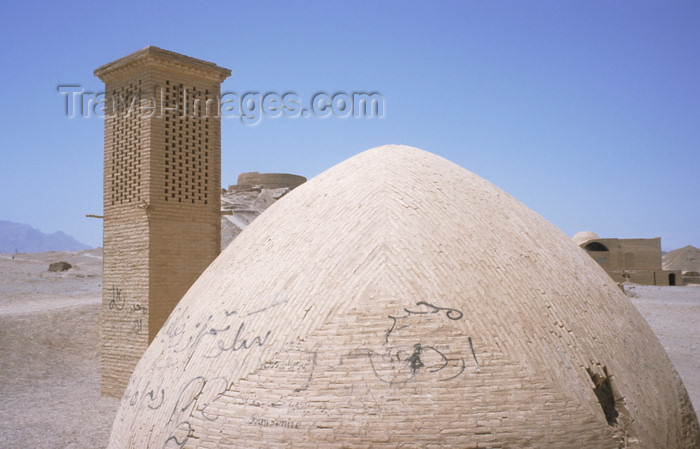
[573,230,601,246]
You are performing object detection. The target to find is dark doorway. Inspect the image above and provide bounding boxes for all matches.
[669,273,676,286]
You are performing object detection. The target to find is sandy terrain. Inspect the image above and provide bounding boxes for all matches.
[0,249,118,449]
[0,249,698,448]
[625,283,700,409]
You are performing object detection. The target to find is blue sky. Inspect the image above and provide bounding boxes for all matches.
[0,1,698,250]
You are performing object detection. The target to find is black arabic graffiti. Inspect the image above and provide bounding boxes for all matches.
[356,300,478,384]
[166,312,272,361]
[163,376,229,448]
[163,421,192,449]
[169,314,231,354]
[362,343,467,385]
[123,377,165,411]
[108,286,125,310]
[468,336,480,369]
[385,301,464,343]
[108,285,147,335]
[203,322,272,359]
[132,304,148,314]
[131,303,148,333]
[129,384,164,410]
[146,388,165,410]
[162,294,284,357]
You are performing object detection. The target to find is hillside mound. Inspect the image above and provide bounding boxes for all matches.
[663,245,700,272]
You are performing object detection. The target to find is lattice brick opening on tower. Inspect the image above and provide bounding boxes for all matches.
[163,80,211,204]
[110,81,142,205]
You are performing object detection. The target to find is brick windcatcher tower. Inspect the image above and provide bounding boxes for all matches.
[95,47,231,397]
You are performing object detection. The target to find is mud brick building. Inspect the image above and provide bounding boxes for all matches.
[94,47,230,397]
[573,231,682,286]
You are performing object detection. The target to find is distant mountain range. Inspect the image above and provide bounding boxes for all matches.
[0,220,91,254]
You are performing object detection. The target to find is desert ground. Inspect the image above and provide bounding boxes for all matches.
[0,249,698,449]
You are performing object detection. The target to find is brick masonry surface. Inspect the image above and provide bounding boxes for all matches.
[105,146,700,448]
[95,47,230,398]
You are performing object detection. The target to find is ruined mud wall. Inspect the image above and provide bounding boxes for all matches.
[232,172,307,191]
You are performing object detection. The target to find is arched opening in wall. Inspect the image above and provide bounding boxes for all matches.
[583,242,610,265]
[669,273,676,286]
[584,242,609,252]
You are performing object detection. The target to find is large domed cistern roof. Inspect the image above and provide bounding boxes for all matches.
[108,145,700,449]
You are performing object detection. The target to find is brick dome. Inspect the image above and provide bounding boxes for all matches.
[573,230,601,246]
[108,145,699,449]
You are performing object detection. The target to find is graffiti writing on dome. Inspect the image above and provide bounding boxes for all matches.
[122,297,284,447]
[162,309,272,363]
[249,416,301,429]
[385,301,464,342]
[360,301,479,385]
[162,376,230,448]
